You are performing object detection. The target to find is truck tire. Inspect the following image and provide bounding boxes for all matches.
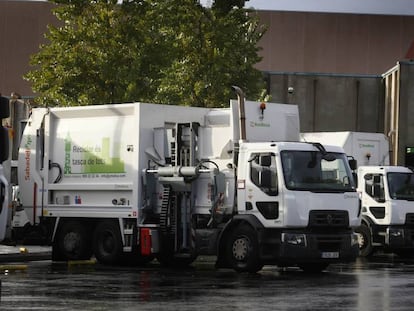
[355,224,374,257]
[93,221,123,265]
[56,221,92,261]
[226,224,263,273]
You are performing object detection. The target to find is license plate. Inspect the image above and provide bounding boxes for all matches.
[321,252,339,259]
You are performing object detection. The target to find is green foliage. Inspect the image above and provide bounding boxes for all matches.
[25,0,267,107]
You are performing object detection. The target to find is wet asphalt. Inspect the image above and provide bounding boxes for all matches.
[0,249,413,311]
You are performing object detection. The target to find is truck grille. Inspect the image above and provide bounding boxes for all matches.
[315,236,344,251]
[309,210,349,228]
[405,213,414,225]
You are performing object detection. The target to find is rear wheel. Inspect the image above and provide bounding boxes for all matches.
[93,221,123,265]
[226,224,263,273]
[355,224,374,257]
[55,221,92,261]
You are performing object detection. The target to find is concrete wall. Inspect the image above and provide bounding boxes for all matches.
[0,1,56,97]
[384,61,414,166]
[265,62,414,167]
[257,11,414,75]
[266,72,384,133]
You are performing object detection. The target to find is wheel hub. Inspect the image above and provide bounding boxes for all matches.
[63,232,80,253]
[232,237,249,260]
[356,232,366,249]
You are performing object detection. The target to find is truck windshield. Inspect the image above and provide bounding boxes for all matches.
[281,151,355,192]
[387,172,414,200]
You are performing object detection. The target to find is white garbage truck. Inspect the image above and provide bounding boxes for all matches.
[9,90,360,272]
[0,96,11,242]
[302,131,414,257]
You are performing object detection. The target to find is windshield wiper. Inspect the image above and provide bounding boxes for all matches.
[309,189,351,193]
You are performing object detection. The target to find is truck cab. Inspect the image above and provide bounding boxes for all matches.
[221,141,360,271]
[356,165,414,256]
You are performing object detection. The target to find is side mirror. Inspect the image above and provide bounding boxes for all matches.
[260,155,271,167]
[260,169,278,196]
[352,173,358,187]
[0,97,10,119]
[348,158,357,171]
[373,184,385,202]
[260,169,272,188]
[373,175,382,184]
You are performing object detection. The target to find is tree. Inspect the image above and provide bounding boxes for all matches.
[25,0,267,107]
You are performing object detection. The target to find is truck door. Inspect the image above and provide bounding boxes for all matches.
[362,173,387,221]
[245,152,280,224]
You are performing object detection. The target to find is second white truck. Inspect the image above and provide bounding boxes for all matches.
[7,91,360,272]
[0,96,11,242]
[302,131,414,257]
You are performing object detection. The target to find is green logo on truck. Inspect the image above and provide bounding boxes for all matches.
[64,133,125,175]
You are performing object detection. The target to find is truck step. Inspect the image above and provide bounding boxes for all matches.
[123,229,133,235]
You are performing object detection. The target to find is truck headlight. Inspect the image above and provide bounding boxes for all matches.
[282,233,307,246]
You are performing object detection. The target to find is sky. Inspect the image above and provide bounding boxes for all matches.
[202,0,414,16]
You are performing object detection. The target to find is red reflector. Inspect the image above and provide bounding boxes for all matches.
[140,228,152,256]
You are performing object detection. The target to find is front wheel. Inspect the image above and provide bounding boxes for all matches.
[355,224,374,257]
[226,224,263,273]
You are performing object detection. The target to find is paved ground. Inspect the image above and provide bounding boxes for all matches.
[2,256,414,311]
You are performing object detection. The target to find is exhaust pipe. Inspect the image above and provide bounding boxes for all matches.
[232,86,246,141]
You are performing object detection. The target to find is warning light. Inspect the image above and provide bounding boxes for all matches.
[259,102,266,120]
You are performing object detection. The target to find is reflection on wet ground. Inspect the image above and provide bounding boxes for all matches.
[1,255,414,310]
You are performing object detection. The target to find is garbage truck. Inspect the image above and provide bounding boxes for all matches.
[8,90,360,272]
[0,96,11,241]
[302,131,414,257]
